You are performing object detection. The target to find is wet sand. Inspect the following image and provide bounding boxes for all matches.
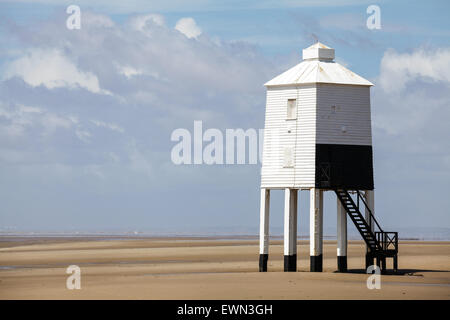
[0,237,449,299]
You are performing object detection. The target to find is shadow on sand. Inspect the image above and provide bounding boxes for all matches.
[334,269,450,276]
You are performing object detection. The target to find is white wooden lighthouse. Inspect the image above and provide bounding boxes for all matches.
[259,42,398,273]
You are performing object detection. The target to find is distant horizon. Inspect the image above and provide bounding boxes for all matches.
[1,226,450,241]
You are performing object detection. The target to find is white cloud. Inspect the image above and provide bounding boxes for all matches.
[42,113,73,130]
[175,17,202,39]
[90,120,125,133]
[116,65,143,79]
[369,47,450,230]
[379,47,450,93]
[0,10,272,170]
[0,103,42,137]
[373,47,450,159]
[129,14,165,31]
[83,11,115,28]
[0,102,88,142]
[4,49,110,94]
[75,129,92,143]
[0,10,280,231]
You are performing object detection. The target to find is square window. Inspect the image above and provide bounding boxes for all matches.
[287,99,297,120]
[283,146,294,168]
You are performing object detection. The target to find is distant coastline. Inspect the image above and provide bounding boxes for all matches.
[1,228,449,242]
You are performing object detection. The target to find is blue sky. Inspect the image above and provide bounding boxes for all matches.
[0,0,449,235]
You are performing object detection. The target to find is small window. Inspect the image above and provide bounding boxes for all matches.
[286,99,297,120]
[283,146,294,168]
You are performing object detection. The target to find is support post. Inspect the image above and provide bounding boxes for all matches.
[310,188,323,272]
[381,257,386,274]
[337,198,347,272]
[284,188,298,272]
[259,188,270,272]
[393,255,398,273]
[364,190,375,269]
[365,253,374,271]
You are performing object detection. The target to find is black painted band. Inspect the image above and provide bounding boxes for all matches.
[337,255,347,272]
[310,254,323,272]
[315,144,374,190]
[284,254,297,272]
[259,254,268,272]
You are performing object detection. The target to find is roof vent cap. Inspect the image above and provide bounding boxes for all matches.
[302,42,335,61]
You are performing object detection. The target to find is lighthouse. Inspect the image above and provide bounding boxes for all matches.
[259,42,398,273]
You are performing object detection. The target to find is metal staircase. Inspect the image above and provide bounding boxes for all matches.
[334,189,398,273]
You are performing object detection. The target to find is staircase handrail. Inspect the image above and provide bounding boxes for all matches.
[356,191,384,233]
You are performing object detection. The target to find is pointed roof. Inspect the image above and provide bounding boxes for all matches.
[265,42,373,87]
[308,42,331,49]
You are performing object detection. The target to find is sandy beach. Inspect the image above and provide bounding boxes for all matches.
[0,237,449,299]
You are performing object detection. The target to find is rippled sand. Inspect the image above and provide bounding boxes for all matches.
[0,237,449,299]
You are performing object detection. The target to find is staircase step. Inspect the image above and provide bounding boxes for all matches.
[336,190,398,253]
